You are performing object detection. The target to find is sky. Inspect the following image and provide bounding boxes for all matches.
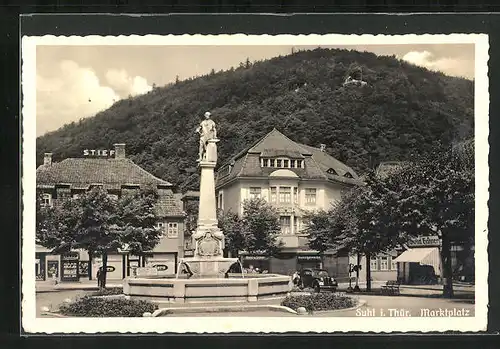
[35,44,475,136]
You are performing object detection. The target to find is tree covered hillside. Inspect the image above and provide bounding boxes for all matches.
[36,48,474,190]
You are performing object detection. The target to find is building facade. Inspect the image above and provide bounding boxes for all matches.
[215,128,363,278]
[36,143,185,281]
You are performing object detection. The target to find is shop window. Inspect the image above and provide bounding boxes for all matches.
[391,258,397,271]
[167,223,179,238]
[380,256,389,270]
[270,187,277,203]
[305,188,316,205]
[280,216,291,235]
[249,187,261,199]
[279,187,291,204]
[370,256,378,271]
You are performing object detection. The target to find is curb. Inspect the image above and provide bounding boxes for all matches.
[149,304,298,317]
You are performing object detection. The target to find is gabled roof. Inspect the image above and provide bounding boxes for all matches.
[155,192,185,217]
[216,128,363,187]
[37,158,172,189]
[248,128,312,156]
[297,143,359,179]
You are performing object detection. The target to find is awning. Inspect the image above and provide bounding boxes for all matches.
[394,247,441,274]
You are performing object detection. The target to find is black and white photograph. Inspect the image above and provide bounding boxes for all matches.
[21,33,489,333]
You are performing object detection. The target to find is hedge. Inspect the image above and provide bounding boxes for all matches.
[59,296,158,317]
[281,293,356,312]
[90,287,124,296]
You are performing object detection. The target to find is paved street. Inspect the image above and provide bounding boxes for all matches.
[36,286,475,318]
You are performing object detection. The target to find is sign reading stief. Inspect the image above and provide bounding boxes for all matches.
[83,149,116,157]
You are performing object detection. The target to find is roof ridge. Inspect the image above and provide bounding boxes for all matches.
[128,159,172,186]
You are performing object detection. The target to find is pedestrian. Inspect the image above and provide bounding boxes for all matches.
[96,267,103,289]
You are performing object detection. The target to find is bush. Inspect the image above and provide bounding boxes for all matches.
[90,287,123,296]
[281,293,356,312]
[59,296,158,317]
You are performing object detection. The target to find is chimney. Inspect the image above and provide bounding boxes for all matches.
[114,143,126,159]
[320,144,326,152]
[43,153,52,166]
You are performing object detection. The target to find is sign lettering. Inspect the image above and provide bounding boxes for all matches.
[408,236,441,247]
[83,149,116,157]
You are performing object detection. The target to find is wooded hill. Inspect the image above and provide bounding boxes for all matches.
[36,48,474,191]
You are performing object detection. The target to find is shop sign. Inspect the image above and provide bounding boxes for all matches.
[153,264,168,271]
[408,236,441,247]
[83,149,116,157]
[62,252,79,260]
[62,258,80,281]
[244,256,268,260]
[297,255,322,261]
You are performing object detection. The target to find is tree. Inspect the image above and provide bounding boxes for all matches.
[36,186,162,288]
[217,209,245,257]
[217,198,282,257]
[241,198,282,255]
[355,141,474,297]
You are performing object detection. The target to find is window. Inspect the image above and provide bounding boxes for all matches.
[283,159,289,168]
[270,187,277,203]
[249,187,261,199]
[41,193,52,207]
[276,159,282,168]
[305,188,316,205]
[294,217,299,234]
[370,256,378,271]
[380,256,389,271]
[297,160,303,168]
[217,192,223,209]
[280,216,291,235]
[279,187,291,204]
[167,223,179,238]
[262,159,269,167]
[391,258,398,271]
[290,160,296,168]
[293,187,298,204]
[269,159,275,167]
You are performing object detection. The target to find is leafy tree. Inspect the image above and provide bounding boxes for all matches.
[241,198,283,255]
[36,186,162,288]
[217,198,282,257]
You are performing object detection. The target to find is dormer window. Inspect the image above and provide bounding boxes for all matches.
[261,157,304,169]
[344,172,353,179]
[327,168,339,176]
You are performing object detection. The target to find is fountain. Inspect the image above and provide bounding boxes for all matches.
[123,112,291,303]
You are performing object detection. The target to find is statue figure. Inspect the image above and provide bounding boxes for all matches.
[196,111,217,162]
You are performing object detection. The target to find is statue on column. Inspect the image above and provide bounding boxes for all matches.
[196,111,217,162]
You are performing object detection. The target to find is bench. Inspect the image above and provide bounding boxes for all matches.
[381,280,400,296]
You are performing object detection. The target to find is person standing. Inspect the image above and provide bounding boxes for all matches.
[96,267,103,289]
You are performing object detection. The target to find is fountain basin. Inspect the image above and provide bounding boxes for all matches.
[123,274,292,303]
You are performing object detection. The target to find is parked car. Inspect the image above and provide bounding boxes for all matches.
[300,268,338,293]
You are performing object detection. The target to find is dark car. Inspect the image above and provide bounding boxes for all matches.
[300,268,338,293]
